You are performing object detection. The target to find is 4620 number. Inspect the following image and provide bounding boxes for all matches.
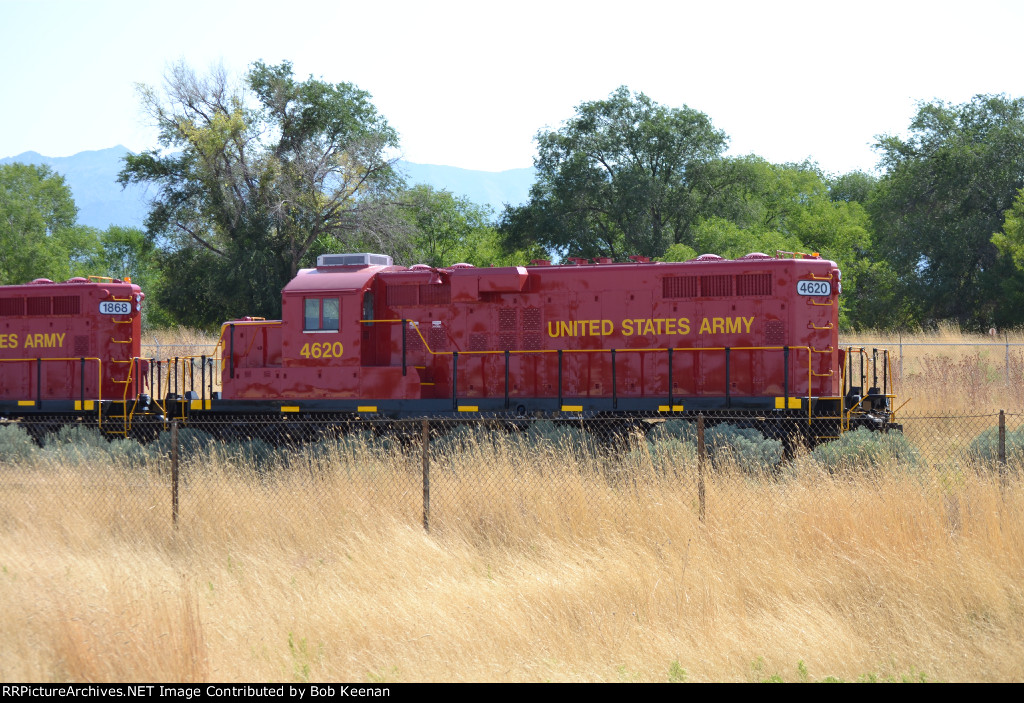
[300,341,343,359]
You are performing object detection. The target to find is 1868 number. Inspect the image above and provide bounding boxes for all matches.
[99,301,132,315]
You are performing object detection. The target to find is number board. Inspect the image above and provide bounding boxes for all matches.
[99,301,132,315]
[795,280,831,296]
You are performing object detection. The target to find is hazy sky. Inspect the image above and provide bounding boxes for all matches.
[2,0,1022,174]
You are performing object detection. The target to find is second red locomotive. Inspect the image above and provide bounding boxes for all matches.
[214,251,893,431]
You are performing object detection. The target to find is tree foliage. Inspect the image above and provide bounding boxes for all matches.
[661,158,877,326]
[119,60,406,327]
[0,163,97,284]
[398,184,545,268]
[870,95,1024,328]
[499,86,729,259]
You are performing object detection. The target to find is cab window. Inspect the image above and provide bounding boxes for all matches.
[303,298,339,331]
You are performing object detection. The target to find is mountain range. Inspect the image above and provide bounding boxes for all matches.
[0,146,536,230]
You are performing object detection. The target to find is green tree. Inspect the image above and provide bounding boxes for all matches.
[0,163,98,284]
[662,158,879,327]
[399,185,493,267]
[398,185,545,268]
[87,226,172,328]
[992,187,1024,266]
[119,60,406,327]
[870,95,1024,328]
[499,86,729,260]
[829,170,877,204]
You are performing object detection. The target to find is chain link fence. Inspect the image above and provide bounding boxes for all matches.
[0,409,1020,538]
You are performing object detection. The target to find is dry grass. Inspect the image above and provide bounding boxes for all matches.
[843,323,1024,413]
[142,327,220,360]
[0,442,1021,683]
[2,326,1022,682]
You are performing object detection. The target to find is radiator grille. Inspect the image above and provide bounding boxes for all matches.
[0,298,24,316]
[386,285,418,307]
[662,276,698,298]
[736,273,772,296]
[27,297,50,315]
[420,285,451,305]
[53,295,81,315]
[700,275,733,297]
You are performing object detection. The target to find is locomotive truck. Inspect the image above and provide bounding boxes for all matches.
[0,252,899,443]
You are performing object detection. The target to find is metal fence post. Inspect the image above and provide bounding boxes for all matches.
[697,414,706,524]
[422,418,430,533]
[899,332,903,382]
[999,409,1007,472]
[171,419,179,530]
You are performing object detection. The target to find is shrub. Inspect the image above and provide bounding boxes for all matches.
[811,427,920,472]
[649,420,782,473]
[967,425,1024,467]
[0,423,39,463]
[41,425,116,465]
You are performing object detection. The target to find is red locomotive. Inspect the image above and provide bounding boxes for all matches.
[0,252,897,439]
[0,276,144,417]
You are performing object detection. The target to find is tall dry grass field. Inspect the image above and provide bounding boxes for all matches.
[842,325,1024,462]
[843,324,1024,413]
[0,436,1022,682]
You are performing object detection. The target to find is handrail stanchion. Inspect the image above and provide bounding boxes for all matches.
[668,348,674,407]
[504,350,510,410]
[557,349,563,409]
[452,351,458,410]
[725,347,731,408]
[611,349,617,410]
[784,346,789,410]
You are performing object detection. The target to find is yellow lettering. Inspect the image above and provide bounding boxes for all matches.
[24,334,33,349]
[699,318,711,334]
[300,343,311,358]
[0,334,7,349]
[678,318,690,335]
[560,321,572,338]
[35,334,44,348]
[602,319,613,336]
[665,319,676,335]
[743,317,753,333]
[622,319,633,336]
[726,317,741,334]
[713,318,724,334]
[642,319,654,336]
[9,333,17,348]
[547,321,559,338]
[57,332,65,347]
[654,318,664,335]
